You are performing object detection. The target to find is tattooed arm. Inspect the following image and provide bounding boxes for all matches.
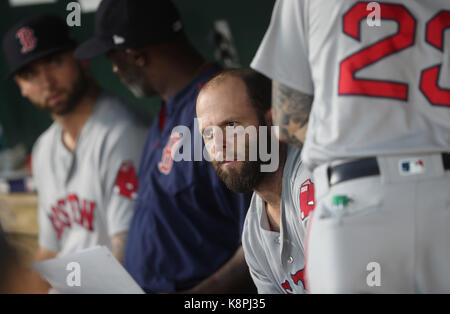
[111,231,128,265]
[272,80,313,147]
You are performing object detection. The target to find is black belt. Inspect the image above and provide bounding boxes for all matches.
[328,153,450,186]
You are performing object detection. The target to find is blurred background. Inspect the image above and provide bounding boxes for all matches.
[0,0,275,292]
[0,0,275,151]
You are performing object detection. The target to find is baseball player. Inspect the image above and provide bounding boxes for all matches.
[252,0,450,293]
[196,69,315,294]
[2,14,148,287]
[74,0,254,293]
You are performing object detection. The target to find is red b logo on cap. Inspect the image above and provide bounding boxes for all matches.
[16,27,37,54]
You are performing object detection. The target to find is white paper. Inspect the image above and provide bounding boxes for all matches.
[8,0,57,7]
[78,0,102,13]
[31,246,144,294]
[9,0,101,12]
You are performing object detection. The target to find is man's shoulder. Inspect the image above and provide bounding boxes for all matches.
[167,63,222,124]
[89,92,149,142]
[284,145,303,176]
[31,123,60,181]
[177,63,222,103]
[282,146,313,215]
[32,122,59,157]
[94,92,148,129]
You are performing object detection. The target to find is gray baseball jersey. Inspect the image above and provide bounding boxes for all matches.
[252,0,450,169]
[242,146,314,294]
[251,0,450,293]
[32,91,148,257]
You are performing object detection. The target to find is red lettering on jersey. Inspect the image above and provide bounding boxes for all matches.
[299,179,315,221]
[114,161,138,200]
[79,199,95,231]
[48,201,71,240]
[291,269,306,289]
[48,195,96,239]
[67,194,80,224]
[158,132,182,175]
[16,27,37,54]
[281,280,293,294]
[67,194,95,231]
[426,11,450,50]
[339,3,415,100]
[420,11,450,107]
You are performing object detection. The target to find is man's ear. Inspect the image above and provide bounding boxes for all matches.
[264,109,273,127]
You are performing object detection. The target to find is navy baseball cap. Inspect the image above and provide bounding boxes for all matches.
[2,15,76,77]
[74,0,183,60]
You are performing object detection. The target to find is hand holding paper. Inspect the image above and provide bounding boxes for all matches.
[31,246,144,294]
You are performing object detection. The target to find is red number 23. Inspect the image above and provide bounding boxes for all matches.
[338,3,450,108]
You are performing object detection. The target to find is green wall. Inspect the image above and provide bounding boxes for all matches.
[0,0,275,151]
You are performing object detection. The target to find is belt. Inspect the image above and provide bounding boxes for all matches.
[328,153,450,186]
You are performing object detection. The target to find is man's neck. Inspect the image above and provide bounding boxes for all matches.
[254,143,288,232]
[53,85,100,151]
[158,55,206,102]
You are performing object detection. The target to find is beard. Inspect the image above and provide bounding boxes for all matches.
[120,66,156,98]
[211,116,273,194]
[39,65,89,116]
[212,159,265,194]
[127,81,146,98]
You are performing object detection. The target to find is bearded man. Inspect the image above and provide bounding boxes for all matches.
[196,69,315,294]
[2,14,147,291]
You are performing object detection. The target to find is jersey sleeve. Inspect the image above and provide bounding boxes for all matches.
[291,154,304,217]
[101,122,147,238]
[291,150,315,228]
[32,138,59,252]
[251,0,314,94]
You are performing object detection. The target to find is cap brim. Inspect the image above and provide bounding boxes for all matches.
[5,43,76,80]
[73,37,114,60]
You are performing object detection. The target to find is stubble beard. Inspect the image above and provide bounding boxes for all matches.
[212,159,265,194]
[212,126,272,193]
[40,65,89,116]
[212,116,275,193]
[123,67,156,99]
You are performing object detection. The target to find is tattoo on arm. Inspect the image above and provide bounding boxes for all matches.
[272,80,313,147]
[111,232,127,265]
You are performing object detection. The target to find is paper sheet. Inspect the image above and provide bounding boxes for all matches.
[31,246,144,294]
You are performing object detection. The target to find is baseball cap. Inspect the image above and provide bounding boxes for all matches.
[2,15,77,77]
[74,0,183,60]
